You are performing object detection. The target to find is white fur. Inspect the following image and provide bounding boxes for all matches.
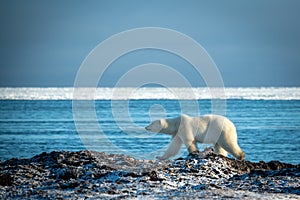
[145,114,245,160]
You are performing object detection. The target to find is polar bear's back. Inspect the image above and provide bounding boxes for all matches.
[199,114,234,128]
[180,113,234,127]
[187,114,236,136]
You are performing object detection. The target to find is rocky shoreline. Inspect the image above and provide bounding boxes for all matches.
[0,149,299,199]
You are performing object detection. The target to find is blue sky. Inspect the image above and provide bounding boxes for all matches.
[0,0,299,87]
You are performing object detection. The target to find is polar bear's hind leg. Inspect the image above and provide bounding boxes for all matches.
[217,131,245,160]
[220,141,245,160]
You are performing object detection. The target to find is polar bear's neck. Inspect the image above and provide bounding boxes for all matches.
[160,117,181,135]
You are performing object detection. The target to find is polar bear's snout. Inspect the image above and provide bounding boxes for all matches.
[145,125,151,131]
[145,120,162,132]
[145,124,156,132]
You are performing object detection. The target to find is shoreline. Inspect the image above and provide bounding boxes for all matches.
[1,149,299,199]
[1,87,299,100]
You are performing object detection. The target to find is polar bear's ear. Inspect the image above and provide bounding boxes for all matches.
[159,119,167,128]
[159,119,163,125]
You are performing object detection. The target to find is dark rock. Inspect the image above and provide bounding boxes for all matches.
[0,173,13,186]
[149,170,162,181]
[56,168,78,180]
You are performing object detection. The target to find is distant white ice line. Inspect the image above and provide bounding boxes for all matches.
[0,87,299,100]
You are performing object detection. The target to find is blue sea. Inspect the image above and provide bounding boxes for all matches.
[0,87,299,164]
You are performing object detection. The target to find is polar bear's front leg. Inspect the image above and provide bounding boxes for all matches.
[179,128,198,153]
[157,135,183,160]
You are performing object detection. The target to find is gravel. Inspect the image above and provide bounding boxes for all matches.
[0,148,299,199]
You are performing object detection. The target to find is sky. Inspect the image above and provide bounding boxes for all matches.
[0,0,300,87]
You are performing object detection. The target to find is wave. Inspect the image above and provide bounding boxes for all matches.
[0,87,299,100]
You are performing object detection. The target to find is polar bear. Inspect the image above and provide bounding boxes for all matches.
[145,114,245,160]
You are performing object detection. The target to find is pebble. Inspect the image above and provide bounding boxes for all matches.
[0,149,299,199]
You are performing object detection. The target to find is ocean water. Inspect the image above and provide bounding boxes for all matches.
[0,88,299,164]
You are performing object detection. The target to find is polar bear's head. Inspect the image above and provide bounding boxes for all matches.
[145,119,167,133]
[146,116,182,135]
